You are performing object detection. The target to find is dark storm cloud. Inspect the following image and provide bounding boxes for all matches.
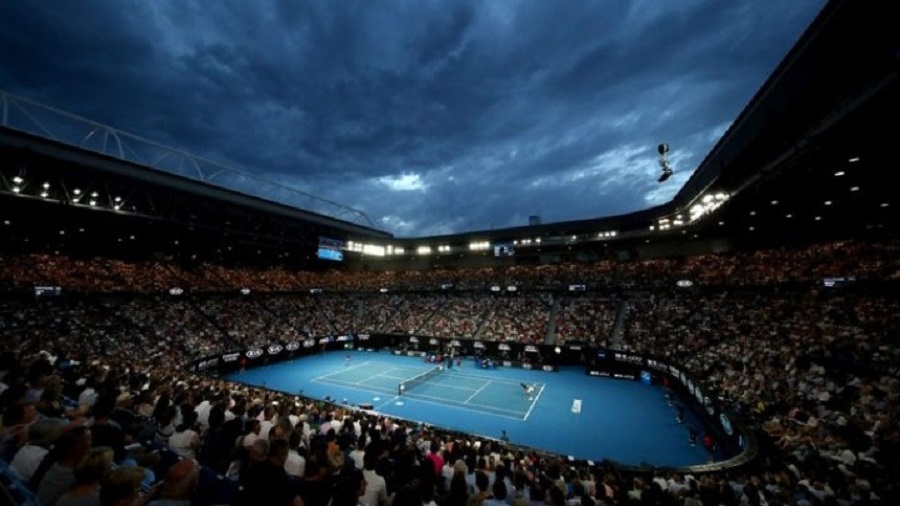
[0,0,825,236]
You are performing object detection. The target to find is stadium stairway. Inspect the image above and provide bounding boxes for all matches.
[608,298,629,349]
[544,295,560,344]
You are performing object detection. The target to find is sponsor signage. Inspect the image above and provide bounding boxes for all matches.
[704,395,715,415]
[590,369,637,380]
[285,342,300,352]
[498,343,511,351]
[646,359,670,372]
[473,341,485,349]
[429,338,439,345]
[303,339,316,348]
[197,358,219,370]
[245,349,264,359]
[358,334,370,341]
[336,335,353,342]
[409,336,419,343]
[720,413,734,436]
[614,352,643,364]
[222,353,241,363]
[267,344,283,355]
[524,345,538,353]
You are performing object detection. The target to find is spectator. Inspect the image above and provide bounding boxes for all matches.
[54,446,115,506]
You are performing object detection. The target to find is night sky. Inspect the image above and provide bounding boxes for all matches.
[0,1,825,237]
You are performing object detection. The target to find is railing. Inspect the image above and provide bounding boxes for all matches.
[0,90,376,229]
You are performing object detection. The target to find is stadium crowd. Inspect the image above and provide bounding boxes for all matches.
[0,237,898,505]
[2,239,897,294]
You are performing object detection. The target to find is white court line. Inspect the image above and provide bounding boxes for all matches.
[312,376,395,395]
[310,360,534,420]
[523,384,546,421]
[311,361,373,381]
[417,380,480,393]
[402,390,526,420]
[439,370,529,387]
[360,369,402,383]
[374,395,399,411]
[314,364,411,387]
[464,380,493,403]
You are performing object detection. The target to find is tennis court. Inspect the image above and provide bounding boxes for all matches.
[312,361,544,420]
[228,350,713,466]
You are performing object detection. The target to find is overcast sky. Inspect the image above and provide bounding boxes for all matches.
[0,0,825,237]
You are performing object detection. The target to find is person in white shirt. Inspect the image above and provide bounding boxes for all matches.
[284,431,306,478]
[349,435,367,470]
[194,397,212,430]
[258,405,276,441]
[77,380,98,410]
[10,419,65,482]
[168,411,201,460]
[360,451,389,506]
[242,420,262,449]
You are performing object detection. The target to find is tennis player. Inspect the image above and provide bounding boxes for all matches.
[520,383,535,399]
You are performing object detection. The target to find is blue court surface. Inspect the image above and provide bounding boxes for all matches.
[227,350,711,467]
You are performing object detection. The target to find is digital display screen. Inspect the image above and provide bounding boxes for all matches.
[317,236,344,261]
[493,242,515,257]
[35,286,63,297]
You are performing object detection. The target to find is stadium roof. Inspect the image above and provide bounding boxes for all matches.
[1,0,897,266]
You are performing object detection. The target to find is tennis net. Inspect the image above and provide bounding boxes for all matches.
[399,366,444,395]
